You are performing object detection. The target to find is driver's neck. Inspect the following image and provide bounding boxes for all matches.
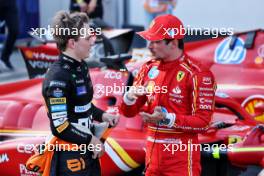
[163,49,183,62]
[63,50,82,62]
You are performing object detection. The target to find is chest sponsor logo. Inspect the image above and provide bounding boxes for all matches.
[49,81,66,88]
[76,86,87,96]
[51,104,67,112]
[199,104,212,110]
[148,66,159,79]
[146,81,155,93]
[199,92,214,97]
[53,88,63,98]
[170,86,183,99]
[76,79,85,84]
[170,98,182,104]
[75,103,91,113]
[50,98,66,104]
[172,86,181,94]
[215,37,246,64]
[199,87,214,91]
[202,77,212,85]
[53,117,68,127]
[199,98,213,104]
[176,71,185,82]
[51,111,67,119]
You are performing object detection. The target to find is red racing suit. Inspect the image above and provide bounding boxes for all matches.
[120,53,216,176]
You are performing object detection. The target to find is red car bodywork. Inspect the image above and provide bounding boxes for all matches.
[0,29,263,175]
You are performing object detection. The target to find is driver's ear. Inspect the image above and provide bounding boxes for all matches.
[67,39,75,49]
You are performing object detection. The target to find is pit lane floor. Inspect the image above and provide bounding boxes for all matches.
[0,49,28,84]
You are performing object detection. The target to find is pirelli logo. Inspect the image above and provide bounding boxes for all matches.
[50,98,66,104]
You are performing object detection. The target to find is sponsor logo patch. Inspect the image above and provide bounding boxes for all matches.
[51,111,67,119]
[75,103,91,113]
[176,71,185,82]
[76,79,85,84]
[146,81,155,93]
[172,86,181,94]
[199,87,214,91]
[50,98,66,104]
[53,117,68,127]
[76,86,87,96]
[148,66,159,79]
[215,37,246,64]
[51,104,67,112]
[199,104,212,110]
[202,77,212,85]
[199,92,214,97]
[53,88,63,98]
[56,121,69,133]
[199,98,213,104]
[49,81,66,88]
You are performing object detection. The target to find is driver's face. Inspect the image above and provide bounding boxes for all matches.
[74,24,96,60]
[148,40,170,59]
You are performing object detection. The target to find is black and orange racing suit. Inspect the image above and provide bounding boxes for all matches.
[42,54,104,176]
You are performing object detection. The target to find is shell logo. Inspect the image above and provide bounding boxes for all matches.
[255,56,263,65]
[146,81,155,93]
[24,50,34,59]
[242,95,264,122]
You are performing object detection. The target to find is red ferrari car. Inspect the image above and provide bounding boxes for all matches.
[0,70,262,176]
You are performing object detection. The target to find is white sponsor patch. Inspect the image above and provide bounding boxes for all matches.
[49,81,66,88]
[199,92,214,97]
[199,98,213,104]
[51,111,67,119]
[172,86,181,94]
[199,104,212,110]
[53,117,68,127]
[202,77,212,85]
[75,103,91,113]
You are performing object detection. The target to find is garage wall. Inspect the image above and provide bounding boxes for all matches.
[128,0,264,32]
[39,0,69,27]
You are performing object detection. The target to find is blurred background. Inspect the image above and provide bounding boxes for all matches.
[0,0,263,83]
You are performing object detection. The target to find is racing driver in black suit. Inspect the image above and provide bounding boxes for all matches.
[42,11,119,176]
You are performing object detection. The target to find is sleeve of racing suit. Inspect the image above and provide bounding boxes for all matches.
[173,71,217,132]
[91,103,104,122]
[119,63,149,117]
[43,77,93,145]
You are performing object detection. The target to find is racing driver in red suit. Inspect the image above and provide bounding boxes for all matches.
[120,14,217,176]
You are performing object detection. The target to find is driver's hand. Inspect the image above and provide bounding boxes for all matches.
[90,136,105,159]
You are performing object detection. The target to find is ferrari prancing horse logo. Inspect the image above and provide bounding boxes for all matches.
[177,71,185,82]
